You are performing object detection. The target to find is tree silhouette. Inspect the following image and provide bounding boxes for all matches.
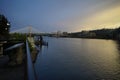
[0,14,10,40]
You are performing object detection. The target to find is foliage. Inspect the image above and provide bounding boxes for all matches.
[0,14,10,39]
[10,33,26,41]
[69,27,120,40]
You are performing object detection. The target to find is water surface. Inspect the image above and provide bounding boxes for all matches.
[35,37,120,80]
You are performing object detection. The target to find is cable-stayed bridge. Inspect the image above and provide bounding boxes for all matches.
[10,26,44,34]
[3,26,45,80]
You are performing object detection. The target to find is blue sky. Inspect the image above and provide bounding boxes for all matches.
[0,0,120,32]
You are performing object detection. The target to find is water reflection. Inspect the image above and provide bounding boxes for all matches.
[33,43,48,63]
[114,40,120,68]
[116,40,120,53]
[32,45,42,63]
[113,40,120,80]
[34,37,120,80]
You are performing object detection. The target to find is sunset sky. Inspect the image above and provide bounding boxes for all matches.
[0,0,120,32]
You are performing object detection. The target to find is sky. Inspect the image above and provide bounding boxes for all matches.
[0,0,120,32]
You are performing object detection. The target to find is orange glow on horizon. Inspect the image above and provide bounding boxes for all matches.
[75,5,120,32]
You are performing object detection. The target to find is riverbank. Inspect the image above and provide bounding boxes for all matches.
[68,27,120,40]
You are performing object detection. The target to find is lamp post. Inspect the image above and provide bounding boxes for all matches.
[7,23,10,26]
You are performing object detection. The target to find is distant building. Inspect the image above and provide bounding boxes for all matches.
[61,32,68,37]
[89,32,96,37]
[57,31,62,37]
[63,32,68,35]
[0,14,10,40]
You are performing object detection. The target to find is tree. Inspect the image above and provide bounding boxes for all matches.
[0,14,10,40]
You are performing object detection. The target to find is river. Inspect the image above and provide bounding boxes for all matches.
[34,37,120,80]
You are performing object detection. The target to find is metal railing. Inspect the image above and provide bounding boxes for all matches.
[5,43,24,51]
[26,40,37,80]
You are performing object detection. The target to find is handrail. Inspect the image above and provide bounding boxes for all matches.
[5,43,24,51]
[26,40,36,80]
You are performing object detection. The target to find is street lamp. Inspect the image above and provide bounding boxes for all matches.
[7,23,10,26]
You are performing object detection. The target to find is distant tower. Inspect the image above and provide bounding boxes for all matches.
[28,26,32,37]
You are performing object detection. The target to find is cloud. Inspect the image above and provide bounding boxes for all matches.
[60,0,120,32]
[81,5,120,30]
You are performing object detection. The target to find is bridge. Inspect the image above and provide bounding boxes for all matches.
[0,26,43,80]
[11,26,42,33]
[10,26,48,36]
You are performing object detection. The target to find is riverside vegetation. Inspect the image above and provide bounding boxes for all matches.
[69,27,120,40]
